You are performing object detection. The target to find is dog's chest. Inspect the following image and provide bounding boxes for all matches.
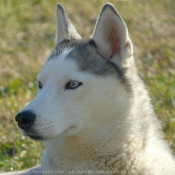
[41,149,141,175]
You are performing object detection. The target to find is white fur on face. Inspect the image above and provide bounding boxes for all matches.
[21,50,130,140]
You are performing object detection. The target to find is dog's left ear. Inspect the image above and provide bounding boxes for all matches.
[91,3,133,67]
[56,4,81,44]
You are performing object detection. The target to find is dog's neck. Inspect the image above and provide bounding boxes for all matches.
[41,117,144,174]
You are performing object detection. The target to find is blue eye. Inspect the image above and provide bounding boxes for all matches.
[65,80,83,90]
[37,81,43,89]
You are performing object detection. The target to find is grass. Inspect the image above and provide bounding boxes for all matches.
[0,0,175,172]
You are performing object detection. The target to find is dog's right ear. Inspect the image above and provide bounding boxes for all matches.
[56,4,81,44]
[91,3,133,68]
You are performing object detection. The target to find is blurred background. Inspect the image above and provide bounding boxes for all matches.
[0,0,175,172]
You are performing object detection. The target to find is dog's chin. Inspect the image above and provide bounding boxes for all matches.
[27,134,55,141]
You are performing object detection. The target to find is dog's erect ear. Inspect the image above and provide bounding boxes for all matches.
[56,4,81,44]
[91,3,133,67]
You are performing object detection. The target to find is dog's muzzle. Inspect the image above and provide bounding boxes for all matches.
[15,110,36,131]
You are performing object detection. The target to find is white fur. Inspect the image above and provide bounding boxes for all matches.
[1,3,175,175]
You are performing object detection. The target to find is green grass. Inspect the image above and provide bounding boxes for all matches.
[0,0,175,172]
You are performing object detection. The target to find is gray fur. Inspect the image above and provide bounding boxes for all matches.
[48,39,131,91]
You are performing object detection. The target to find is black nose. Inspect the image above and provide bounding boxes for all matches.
[15,110,36,130]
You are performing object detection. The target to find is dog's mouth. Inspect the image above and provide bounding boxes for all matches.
[27,134,43,141]
[20,124,80,141]
[21,130,43,141]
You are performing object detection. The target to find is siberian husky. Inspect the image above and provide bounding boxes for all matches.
[1,3,175,175]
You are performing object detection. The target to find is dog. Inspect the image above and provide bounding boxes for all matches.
[1,3,175,175]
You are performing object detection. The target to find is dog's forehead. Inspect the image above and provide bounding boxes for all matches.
[39,49,78,80]
[67,41,115,76]
[47,39,124,77]
[40,39,130,89]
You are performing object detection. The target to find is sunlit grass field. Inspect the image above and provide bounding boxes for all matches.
[0,0,175,172]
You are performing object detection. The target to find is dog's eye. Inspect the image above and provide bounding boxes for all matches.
[65,80,83,90]
[37,81,43,89]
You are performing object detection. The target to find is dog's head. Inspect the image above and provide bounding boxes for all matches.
[15,3,134,141]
